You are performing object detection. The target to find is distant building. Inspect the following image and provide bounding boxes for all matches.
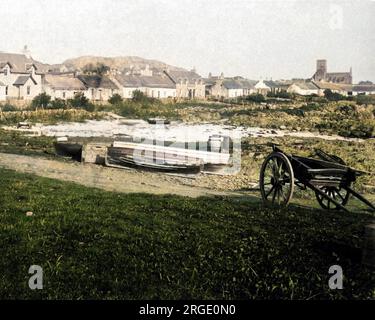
[254,80,289,95]
[206,73,257,98]
[43,74,86,100]
[287,80,319,96]
[0,52,47,101]
[113,74,176,99]
[78,75,119,101]
[164,69,205,99]
[312,59,352,84]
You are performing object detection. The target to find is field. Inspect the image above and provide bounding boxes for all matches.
[0,168,374,299]
[0,98,374,300]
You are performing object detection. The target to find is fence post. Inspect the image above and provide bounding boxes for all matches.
[363,223,375,268]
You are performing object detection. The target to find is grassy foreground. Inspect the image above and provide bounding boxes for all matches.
[0,168,374,300]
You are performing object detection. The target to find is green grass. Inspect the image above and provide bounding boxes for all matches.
[0,168,374,300]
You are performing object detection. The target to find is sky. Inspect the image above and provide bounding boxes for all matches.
[1,0,374,82]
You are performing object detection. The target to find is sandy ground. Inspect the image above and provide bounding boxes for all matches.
[0,152,246,198]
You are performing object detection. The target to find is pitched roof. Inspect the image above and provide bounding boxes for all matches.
[0,52,49,74]
[236,79,257,89]
[115,75,143,88]
[313,81,347,91]
[140,75,175,88]
[352,85,375,92]
[115,74,175,89]
[222,79,242,90]
[77,75,119,89]
[290,80,319,90]
[44,74,86,90]
[164,70,202,83]
[13,75,37,86]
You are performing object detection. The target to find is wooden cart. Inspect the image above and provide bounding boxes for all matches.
[259,145,375,212]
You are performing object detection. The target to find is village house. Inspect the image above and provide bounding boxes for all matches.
[77,75,120,101]
[350,84,375,96]
[0,52,47,101]
[312,81,349,96]
[43,74,86,100]
[234,77,257,96]
[113,74,176,99]
[254,80,290,95]
[164,69,205,99]
[205,73,258,99]
[287,80,320,96]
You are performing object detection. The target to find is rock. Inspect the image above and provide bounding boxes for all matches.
[280,125,287,130]
[26,211,33,217]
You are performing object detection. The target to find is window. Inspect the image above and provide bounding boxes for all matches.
[62,92,66,99]
[27,86,31,95]
[5,86,8,95]
[4,68,8,76]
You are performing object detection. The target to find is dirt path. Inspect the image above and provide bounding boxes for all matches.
[0,152,244,198]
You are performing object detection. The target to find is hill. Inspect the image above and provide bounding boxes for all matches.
[62,55,187,72]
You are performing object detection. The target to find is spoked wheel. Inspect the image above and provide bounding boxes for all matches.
[260,152,294,207]
[315,186,350,210]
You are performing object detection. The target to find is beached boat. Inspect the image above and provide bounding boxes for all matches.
[105,137,231,173]
[147,118,171,125]
[54,141,83,160]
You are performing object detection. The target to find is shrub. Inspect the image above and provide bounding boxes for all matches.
[246,93,265,103]
[0,104,17,112]
[68,93,93,111]
[31,93,52,109]
[356,94,375,105]
[131,90,159,105]
[108,93,123,105]
[49,98,67,109]
[324,89,346,101]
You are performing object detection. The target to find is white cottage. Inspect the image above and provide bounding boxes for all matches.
[0,52,46,101]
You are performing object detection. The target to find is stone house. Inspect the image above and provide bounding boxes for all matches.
[113,74,176,99]
[77,75,120,101]
[43,74,86,100]
[287,80,319,96]
[164,70,205,99]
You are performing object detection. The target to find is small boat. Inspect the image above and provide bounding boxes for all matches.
[54,141,83,160]
[104,136,231,173]
[147,118,171,125]
[106,146,203,173]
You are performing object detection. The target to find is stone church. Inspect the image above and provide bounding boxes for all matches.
[312,60,352,84]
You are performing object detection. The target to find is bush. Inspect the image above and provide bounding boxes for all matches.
[0,104,17,112]
[68,93,94,111]
[49,98,67,109]
[246,93,265,103]
[324,89,346,101]
[31,93,52,109]
[132,90,156,105]
[108,93,123,105]
[356,94,375,105]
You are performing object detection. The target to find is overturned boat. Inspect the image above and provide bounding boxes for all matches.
[105,136,232,174]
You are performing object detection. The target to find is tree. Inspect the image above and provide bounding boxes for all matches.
[68,92,94,111]
[108,93,123,105]
[83,63,110,76]
[31,93,51,109]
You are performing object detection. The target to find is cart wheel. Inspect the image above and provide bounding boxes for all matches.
[315,186,350,210]
[260,152,294,207]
